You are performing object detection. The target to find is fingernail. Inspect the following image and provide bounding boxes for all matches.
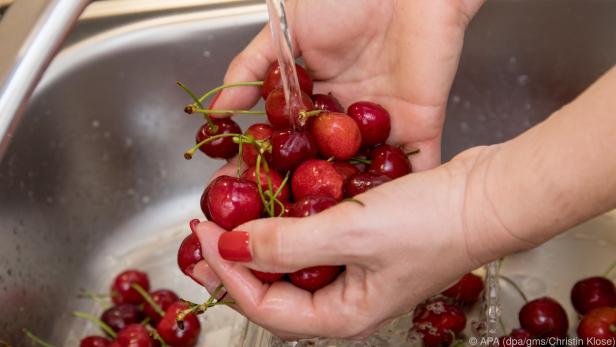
[218,231,252,262]
[189,219,201,235]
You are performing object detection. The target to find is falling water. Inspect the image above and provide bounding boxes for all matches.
[265,0,304,129]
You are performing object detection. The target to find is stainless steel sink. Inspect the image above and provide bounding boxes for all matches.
[1,0,616,346]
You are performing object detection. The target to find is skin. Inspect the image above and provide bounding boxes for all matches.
[187,0,616,340]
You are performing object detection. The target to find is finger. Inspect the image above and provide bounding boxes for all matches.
[196,221,371,338]
[213,26,278,111]
[217,202,365,273]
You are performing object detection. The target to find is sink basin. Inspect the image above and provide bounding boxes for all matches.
[1,0,616,345]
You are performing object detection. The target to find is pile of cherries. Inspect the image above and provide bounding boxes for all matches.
[76,269,203,347]
[176,62,413,293]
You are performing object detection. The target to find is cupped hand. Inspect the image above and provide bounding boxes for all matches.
[214,0,485,170]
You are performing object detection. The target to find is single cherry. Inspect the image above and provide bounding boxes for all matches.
[101,304,144,333]
[309,112,361,160]
[577,307,616,347]
[177,232,203,277]
[242,123,273,166]
[571,276,616,315]
[251,270,285,283]
[156,302,201,347]
[441,273,485,304]
[289,196,338,218]
[200,186,212,221]
[143,289,180,324]
[205,175,263,230]
[195,117,241,159]
[519,297,568,338]
[291,160,344,201]
[412,300,467,347]
[270,129,317,172]
[115,324,155,347]
[289,266,341,292]
[499,328,532,347]
[80,336,113,347]
[261,62,313,100]
[241,166,290,202]
[344,172,390,198]
[312,93,344,113]
[347,101,391,147]
[369,144,412,179]
[332,162,360,182]
[110,270,150,305]
[265,88,314,129]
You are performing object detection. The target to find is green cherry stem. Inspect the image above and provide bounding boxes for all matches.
[131,283,165,317]
[342,198,365,207]
[237,137,244,178]
[176,81,217,131]
[192,108,265,115]
[72,311,117,338]
[22,329,56,347]
[349,157,371,165]
[184,133,248,159]
[603,259,616,278]
[298,109,323,124]
[255,154,274,217]
[194,81,264,105]
[150,329,169,347]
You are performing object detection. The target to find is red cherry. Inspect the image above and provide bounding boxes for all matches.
[519,297,568,338]
[261,62,313,100]
[80,336,113,347]
[347,101,391,147]
[265,88,314,129]
[441,273,485,304]
[251,270,285,283]
[312,93,344,113]
[115,324,155,347]
[177,233,203,276]
[270,129,317,172]
[309,112,361,160]
[101,304,144,333]
[195,118,241,159]
[110,270,150,305]
[369,144,412,179]
[143,289,180,324]
[241,166,290,202]
[289,196,338,218]
[205,176,263,230]
[499,328,532,347]
[156,302,201,347]
[291,160,344,201]
[332,162,360,182]
[344,172,390,198]
[242,123,273,166]
[571,277,616,315]
[200,186,212,221]
[412,300,466,347]
[289,266,340,292]
[577,307,616,347]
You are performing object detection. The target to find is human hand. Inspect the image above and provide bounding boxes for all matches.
[214,0,485,170]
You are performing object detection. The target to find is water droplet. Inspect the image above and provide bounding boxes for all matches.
[517,74,529,87]
[203,50,212,58]
[451,95,461,104]
[92,120,100,128]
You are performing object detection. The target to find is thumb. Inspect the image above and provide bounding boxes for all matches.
[218,204,362,273]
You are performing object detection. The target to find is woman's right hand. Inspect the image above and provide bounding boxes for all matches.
[213,0,486,171]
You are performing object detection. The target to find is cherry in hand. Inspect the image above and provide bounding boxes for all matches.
[241,166,290,202]
[289,266,340,293]
[265,88,314,129]
[291,159,344,201]
[309,112,361,161]
[347,101,391,148]
[195,118,241,159]
[270,129,317,172]
[203,175,263,230]
[261,62,314,100]
[344,172,390,198]
[312,93,344,113]
[110,270,150,305]
[441,272,485,304]
[369,144,412,179]
[242,123,273,166]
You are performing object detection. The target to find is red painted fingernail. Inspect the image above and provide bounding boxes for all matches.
[218,231,252,262]
[208,90,223,110]
[189,219,200,236]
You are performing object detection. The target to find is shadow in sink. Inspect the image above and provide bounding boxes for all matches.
[1,0,616,346]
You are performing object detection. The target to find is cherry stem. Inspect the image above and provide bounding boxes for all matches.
[176,284,227,324]
[184,133,248,159]
[603,259,616,278]
[342,198,365,207]
[150,329,169,347]
[192,108,265,115]
[237,137,244,178]
[193,81,264,106]
[298,109,323,124]
[22,329,56,347]
[272,171,290,202]
[349,157,371,165]
[499,275,528,303]
[72,311,117,338]
[131,283,165,317]
[255,154,274,217]
[176,81,216,131]
[405,148,421,156]
[77,289,110,308]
